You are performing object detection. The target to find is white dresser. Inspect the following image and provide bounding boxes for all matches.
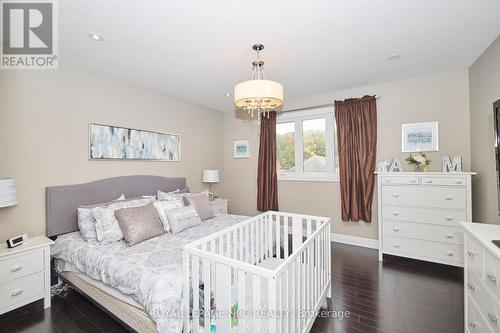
[0,236,54,315]
[377,172,475,267]
[462,223,500,333]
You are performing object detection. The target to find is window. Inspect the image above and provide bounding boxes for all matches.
[276,106,338,181]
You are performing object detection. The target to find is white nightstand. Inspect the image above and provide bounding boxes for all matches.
[0,235,54,315]
[210,198,229,214]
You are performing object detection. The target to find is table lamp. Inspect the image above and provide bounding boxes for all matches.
[202,170,219,201]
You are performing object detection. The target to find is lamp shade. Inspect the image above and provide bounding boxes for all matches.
[234,79,284,109]
[0,178,17,208]
[202,170,219,183]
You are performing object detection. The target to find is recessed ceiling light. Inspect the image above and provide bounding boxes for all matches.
[225,93,231,97]
[88,33,103,41]
[388,54,401,61]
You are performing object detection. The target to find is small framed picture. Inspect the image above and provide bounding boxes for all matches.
[234,139,250,158]
[402,122,439,152]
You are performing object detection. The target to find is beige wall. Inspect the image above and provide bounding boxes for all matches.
[0,68,223,239]
[469,36,500,224]
[222,70,471,239]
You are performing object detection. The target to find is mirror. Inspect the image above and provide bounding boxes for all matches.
[494,99,500,215]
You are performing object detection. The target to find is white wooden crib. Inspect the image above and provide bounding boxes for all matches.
[183,211,331,333]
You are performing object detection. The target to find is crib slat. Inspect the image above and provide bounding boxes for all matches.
[203,259,211,333]
[290,258,296,333]
[256,218,261,263]
[183,252,191,333]
[292,217,302,253]
[246,224,250,263]
[268,277,277,333]
[238,270,246,331]
[276,215,281,259]
[284,217,289,259]
[253,275,261,332]
[268,215,273,259]
[307,219,312,239]
[192,256,200,333]
[215,263,231,332]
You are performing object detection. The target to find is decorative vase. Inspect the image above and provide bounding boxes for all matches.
[422,165,429,172]
[415,164,428,172]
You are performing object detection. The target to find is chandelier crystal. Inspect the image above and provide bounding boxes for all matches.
[234,44,284,118]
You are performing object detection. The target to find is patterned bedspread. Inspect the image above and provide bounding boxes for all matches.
[51,214,248,333]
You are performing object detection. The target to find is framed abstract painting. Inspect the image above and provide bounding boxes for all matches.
[233,139,250,158]
[88,123,181,161]
[401,122,439,152]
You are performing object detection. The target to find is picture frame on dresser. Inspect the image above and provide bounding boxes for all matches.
[376,171,476,267]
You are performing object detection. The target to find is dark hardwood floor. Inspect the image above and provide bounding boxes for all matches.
[0,243,463,333]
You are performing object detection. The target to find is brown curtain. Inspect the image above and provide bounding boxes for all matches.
[257,112,279,211]
[335,96,377,222]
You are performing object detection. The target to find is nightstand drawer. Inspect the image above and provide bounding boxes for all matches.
[211,200,228,214]
[0,250,44,284]
[0,271,45,311]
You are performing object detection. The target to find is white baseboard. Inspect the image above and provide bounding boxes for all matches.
[330,233,379,249]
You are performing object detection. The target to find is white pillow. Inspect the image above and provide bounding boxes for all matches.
[77,194,125,241]
[157,189,182,201]
[91,207,124,244]
[153,199,183,231]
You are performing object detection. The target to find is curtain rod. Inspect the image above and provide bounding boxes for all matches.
[282,95,381,113]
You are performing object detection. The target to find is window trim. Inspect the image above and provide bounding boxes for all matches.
[277,106,339,182]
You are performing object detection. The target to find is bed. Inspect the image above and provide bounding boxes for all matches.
[47,176,332,333]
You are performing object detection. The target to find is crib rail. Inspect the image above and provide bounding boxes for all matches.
[183,211,331,333]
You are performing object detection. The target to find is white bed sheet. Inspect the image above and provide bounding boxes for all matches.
[51,213,247,333]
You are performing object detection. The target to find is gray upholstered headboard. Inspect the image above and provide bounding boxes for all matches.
[46,175,186,237]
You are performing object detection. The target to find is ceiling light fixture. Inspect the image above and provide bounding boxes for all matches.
[88,33,104,41]
[234,44,284,119]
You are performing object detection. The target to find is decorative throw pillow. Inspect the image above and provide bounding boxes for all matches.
[77,194,125,241]
[91,207,124,244]
[166,206,202,234]
[186,193,215,221]
[182,190,209,206]
[153,199,184,231]
[115,203,166,246]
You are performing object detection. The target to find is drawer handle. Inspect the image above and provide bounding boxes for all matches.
[10,265,23,272]
[487,273,498,283]
[467,283,476,291]
[393,212,399,216]
[393,227,400,232]
[445,196,453,201]
[469,321,477,329]
[445,216,453,221]
[424,180,433,184]
[455,180,463,184]
[392,193,400,198]
[467,250,475,257]
[409,179,416,183]
[445,233,454,239]
[446,251,454,257]
[11,289,23,297]
[384,179,391,183]
[393,244,400,248]
[488,313,498,325]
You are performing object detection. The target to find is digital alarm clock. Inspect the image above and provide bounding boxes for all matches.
[6,233,29,248]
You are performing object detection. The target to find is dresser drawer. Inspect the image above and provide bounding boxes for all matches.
[382,206,466,226]
[421,176,467,186]
[485,251,500,302]
[467,234,486,280]
[383,236,463,264]
[383,220,463,245]
[380,176,419,185]
[0,250,44,284]
[469,271,500,332]
[0,271,45,311]
[382,186,467,210]
[468,294,494,333]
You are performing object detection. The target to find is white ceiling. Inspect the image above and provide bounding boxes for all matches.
[59,0,500,111]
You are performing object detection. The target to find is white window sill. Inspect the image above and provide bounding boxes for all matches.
[278,173,339,183]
